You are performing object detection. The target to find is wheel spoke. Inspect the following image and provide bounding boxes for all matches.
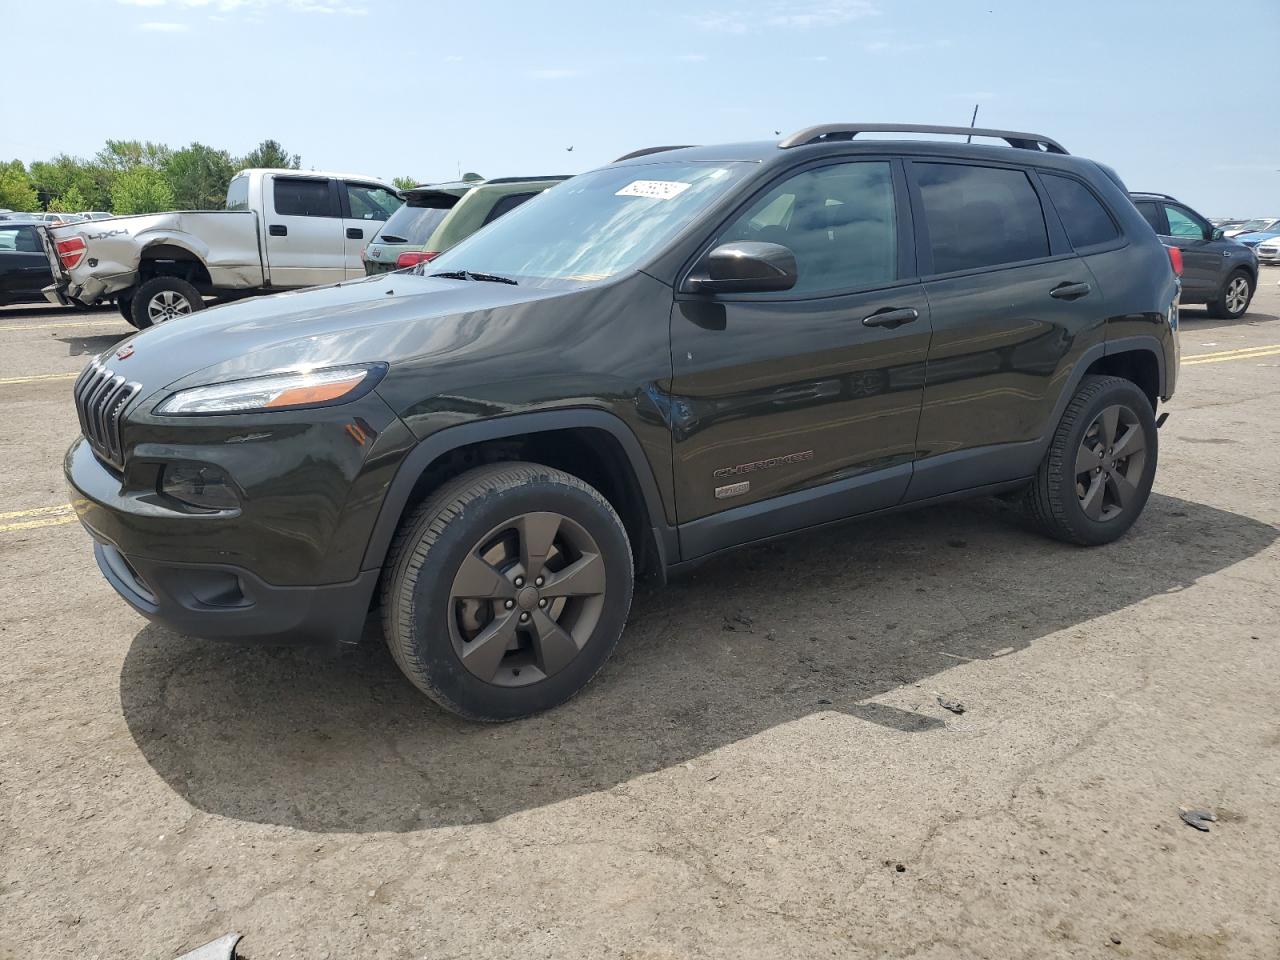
[541,551,605,598]
[1111,423,1145,460]
[1080,474,1105,520]
[1099,406,1119,448]
[459,609,519,681]
[1075,441,1100,477]
[516,512,561,580]
[1107,469,1137,509]
[529,608,580,675]
[453,552,516,599]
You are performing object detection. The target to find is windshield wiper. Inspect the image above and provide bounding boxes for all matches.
[430,270,518,285]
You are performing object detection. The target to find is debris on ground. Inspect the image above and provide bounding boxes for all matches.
[722,613,753,631]
[1109,933,1122,945]
[176,933,243,960]
[936,695,966,714]
[1179,808,1218,832]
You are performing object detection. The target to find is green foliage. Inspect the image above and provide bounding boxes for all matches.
[96,139,171,173]
[48,185,89,213]
[0,161,40,212]
[29,155,112,210]
[238,139,301,171]
[392,175,418,191]
[165,143,236,210]
[111,166,176,214]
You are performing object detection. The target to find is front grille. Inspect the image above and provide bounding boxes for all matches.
[73,359,140,469]
[1258,245,1278,256]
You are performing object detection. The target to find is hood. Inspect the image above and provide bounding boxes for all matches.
[103,273,567,396]
[1234,231,1280,243]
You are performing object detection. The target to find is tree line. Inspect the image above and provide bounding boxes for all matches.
[0,139,418,215]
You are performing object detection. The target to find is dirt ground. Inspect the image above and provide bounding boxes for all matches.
[1,272,1279,960]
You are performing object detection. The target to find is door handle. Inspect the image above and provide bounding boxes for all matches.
[346,227,363,240]
[268,224,287,237]
[1049,281,1091,300]
[862,307,919,328]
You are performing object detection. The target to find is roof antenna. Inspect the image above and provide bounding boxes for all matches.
[966,104,979,143]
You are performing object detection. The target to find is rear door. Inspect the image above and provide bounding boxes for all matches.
[340,181,402,278]
[905,159,1102,500]
[669,158,930,547]
[1161,201,1221,298]
[263,175,346,287]
[0,224,53,303]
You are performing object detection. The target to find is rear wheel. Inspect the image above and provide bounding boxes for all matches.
[130,276,204,329]
[116,289,136,326]
[1022,375,1158,545]
[1206,269,1253,319]
[381,462,634,721]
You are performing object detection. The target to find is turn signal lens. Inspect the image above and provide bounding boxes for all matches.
[155,364,386,416]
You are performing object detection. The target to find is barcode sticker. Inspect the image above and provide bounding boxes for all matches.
[615,180,692,200]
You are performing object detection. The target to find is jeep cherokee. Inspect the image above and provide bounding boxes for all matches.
[67,123,1180,721]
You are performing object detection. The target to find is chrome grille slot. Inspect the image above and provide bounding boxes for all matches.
[73,360,140,470]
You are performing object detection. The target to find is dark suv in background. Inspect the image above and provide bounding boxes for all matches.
[66,123,1179,721]
[1130,191,1257,319]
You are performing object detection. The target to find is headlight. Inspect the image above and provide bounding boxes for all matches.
[155,363,386,416]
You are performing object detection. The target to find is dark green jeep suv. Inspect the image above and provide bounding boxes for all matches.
[67,124,1180,720]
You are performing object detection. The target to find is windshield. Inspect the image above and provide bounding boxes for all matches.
[424,161,754,282]
[1237,218,1277,232]
[373,199,455,245]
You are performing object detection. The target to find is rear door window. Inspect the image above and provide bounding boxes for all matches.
[481,191,540,226]
[1134,201,1165,234]
[914,163,1050,273]
[1041,174,1119,249]
[273,177,336,218]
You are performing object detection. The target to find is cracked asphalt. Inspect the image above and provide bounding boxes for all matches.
[2,273,1279,960]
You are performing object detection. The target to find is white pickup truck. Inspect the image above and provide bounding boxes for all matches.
[42,168,402,327]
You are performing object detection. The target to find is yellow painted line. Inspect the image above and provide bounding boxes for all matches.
[1183,346,1280,366]
[0,372,79,386]
[0,514,77,534]
[0,318,126,334]
[0,504,73,521]
[1182,343,1280,361]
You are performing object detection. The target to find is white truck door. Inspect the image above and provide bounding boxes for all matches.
[341,181,403,278]
[263,175,347,287]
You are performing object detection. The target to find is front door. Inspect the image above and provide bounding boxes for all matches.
[669,159,930,554]
[263,175,346,288]
[341,181,402,279]
[0,224,53,303]
[1161,201,1221,300]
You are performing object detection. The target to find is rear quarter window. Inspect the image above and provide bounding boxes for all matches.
[226,176,249,211]
[481,191,540,226]
[1041,174,1119,249]
[915,163,1050,274]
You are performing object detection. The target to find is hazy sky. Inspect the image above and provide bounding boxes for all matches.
[4,0,1277,216]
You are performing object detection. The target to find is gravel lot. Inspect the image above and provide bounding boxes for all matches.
[2,273,1279,960]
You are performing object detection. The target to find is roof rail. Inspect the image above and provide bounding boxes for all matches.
[778,123,1068,155]
[1128,191,1178,201]
[613,145,697,162]
[485,175,573,185]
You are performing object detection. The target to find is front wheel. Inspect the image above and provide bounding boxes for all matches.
[1022,375,1158,546]
[1206,269,1254,320]
[130,276,205,329]
[381,462,634,721]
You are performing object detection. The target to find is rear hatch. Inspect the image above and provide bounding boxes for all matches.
[363,186,467,274]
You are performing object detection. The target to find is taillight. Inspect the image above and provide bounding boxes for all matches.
[55,236,87,270]
[1167,246,1183,277]
[396,251,439,268]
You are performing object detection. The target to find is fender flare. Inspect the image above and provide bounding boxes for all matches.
[136,229,212,265]
[360,409,676,573]
[1042,335,1169,442]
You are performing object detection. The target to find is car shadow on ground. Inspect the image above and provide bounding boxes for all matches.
[119,492,1277,834]
[1178,305,1278,332]
[58,333,131,357]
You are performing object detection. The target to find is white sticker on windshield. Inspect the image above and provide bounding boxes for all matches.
[616,180,692,200]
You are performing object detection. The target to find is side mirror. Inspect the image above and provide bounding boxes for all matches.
[1211,227,1225,240]
[685,241,797,294]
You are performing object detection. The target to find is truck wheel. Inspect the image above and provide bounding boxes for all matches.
[1022,375,1157,546]
[1205,269,1253,319]
[131,276,204,329]
[381,462,634,721]
[116,290,136,326]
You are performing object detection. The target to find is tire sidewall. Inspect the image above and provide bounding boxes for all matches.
[1223,270,1254,319]
[131,277,204,329]
[401,477,633,720]
[1057,381,1158,544]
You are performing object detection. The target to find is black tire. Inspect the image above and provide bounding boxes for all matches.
[130,276,204,329]
[1205,268,1254,320]
[1022,375,1158,546]
[381,462,634,721]
[116,289,136,326]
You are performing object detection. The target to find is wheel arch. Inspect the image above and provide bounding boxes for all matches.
[362,410,677,579]
[1086,339,1165,410]
[138,236,213,288]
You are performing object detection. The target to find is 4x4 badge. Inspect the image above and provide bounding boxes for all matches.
[116,345,134,360]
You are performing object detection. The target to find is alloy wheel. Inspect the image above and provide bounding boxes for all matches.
[146,290,194,324]
[447,511,606,687]
[1074,404,1146,522]
[1225,276,1250,315]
